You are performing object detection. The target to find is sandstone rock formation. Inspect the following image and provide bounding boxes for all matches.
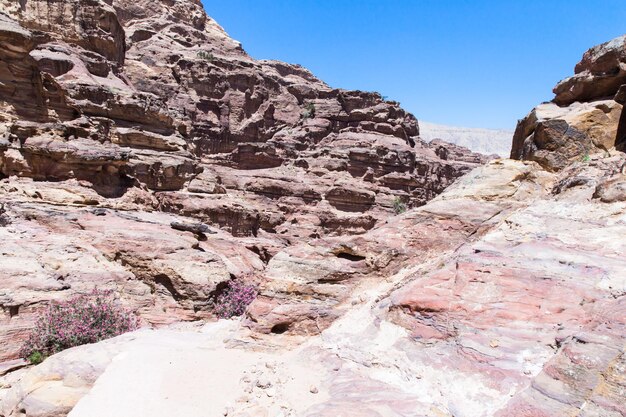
[512,34,626,171]
[0,0,486,211]
[2,153,625,417]
[0,1,625,417]
[0,0,488,363]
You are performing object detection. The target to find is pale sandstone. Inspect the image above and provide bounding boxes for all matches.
[0,1,624,416]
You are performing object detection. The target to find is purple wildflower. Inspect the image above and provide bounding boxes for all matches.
[20,289,139,363]
[213,280,257,319]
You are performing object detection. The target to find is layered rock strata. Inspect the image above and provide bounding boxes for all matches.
[2,153,625,417]
[0,1,624,417]
[0,0,487,362]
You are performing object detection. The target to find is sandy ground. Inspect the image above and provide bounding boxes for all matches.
[68,321,328,417]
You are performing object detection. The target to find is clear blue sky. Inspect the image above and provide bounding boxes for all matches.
[202,1,626,130]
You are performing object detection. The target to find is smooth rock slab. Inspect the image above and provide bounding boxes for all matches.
[67,323,327,417]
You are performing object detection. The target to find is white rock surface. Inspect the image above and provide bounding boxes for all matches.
[66,322,328,417]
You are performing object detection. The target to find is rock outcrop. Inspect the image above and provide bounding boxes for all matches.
[554,35,626,106]
[2,153,624,417]
[511,100,621,171]
[511,35,626,171]
[0,0,485,208]
[0,1,625,417]
[0,0,488,363]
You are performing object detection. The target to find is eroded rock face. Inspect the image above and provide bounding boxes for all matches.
[2,155,624,417]
[554,35,626,106]
[0,0,489,365]
[0,0,486,226]
[512,35,626,171]
[0,182,270,361]
[1,2,624,417]
[245,155,625,416]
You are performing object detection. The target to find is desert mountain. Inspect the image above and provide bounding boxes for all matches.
[0,0,489,360]
[0,1,625,417]
[419,121,512,157]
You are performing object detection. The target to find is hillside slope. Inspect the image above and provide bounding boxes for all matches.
[420,121,512,157]
[0,2,625,417]
[0,0,488,361]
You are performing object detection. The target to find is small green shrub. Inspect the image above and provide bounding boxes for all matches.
[581,153,591,162]
[20,289,139,364]
[301,102,316,120]
[27,351,44,365]
[197,50,214,62]
[106,86,122,95]
[393,197,407,214]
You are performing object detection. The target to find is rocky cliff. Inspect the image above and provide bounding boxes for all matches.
[511,35,626,171]
[0,2,625,417]
[0,0,488,363]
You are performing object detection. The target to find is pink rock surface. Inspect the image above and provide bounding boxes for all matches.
[0,0,488,364]
[0,1,624,416]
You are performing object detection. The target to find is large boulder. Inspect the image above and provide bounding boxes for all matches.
[554,35,626,106]
[511,100,621,171]
[512,34,626,171]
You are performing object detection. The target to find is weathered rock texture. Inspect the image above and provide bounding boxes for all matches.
[0,0,486,220]
[0,1,625,417]
[512,34,626,171]
[2,154,625,417]
[0,0,487,362]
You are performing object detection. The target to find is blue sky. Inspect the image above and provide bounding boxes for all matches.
[203,1,626,130]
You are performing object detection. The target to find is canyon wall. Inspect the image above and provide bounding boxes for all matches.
[0,0,488,362]
[0,2,624,417]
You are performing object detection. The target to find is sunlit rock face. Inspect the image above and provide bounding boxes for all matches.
[511,34,626,171]
[0,0,487,216]
[3,156,625,417]
[0,2,625,417]
[0,0,487,362]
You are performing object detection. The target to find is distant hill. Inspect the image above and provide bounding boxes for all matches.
[419,121,513,157]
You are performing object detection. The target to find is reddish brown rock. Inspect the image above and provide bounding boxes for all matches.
[554,35,626,106]
[512,35,626,171]
[0,0,490,370]
[2,2,623,417]
[0,187,271,361]
[0,0,487,225]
